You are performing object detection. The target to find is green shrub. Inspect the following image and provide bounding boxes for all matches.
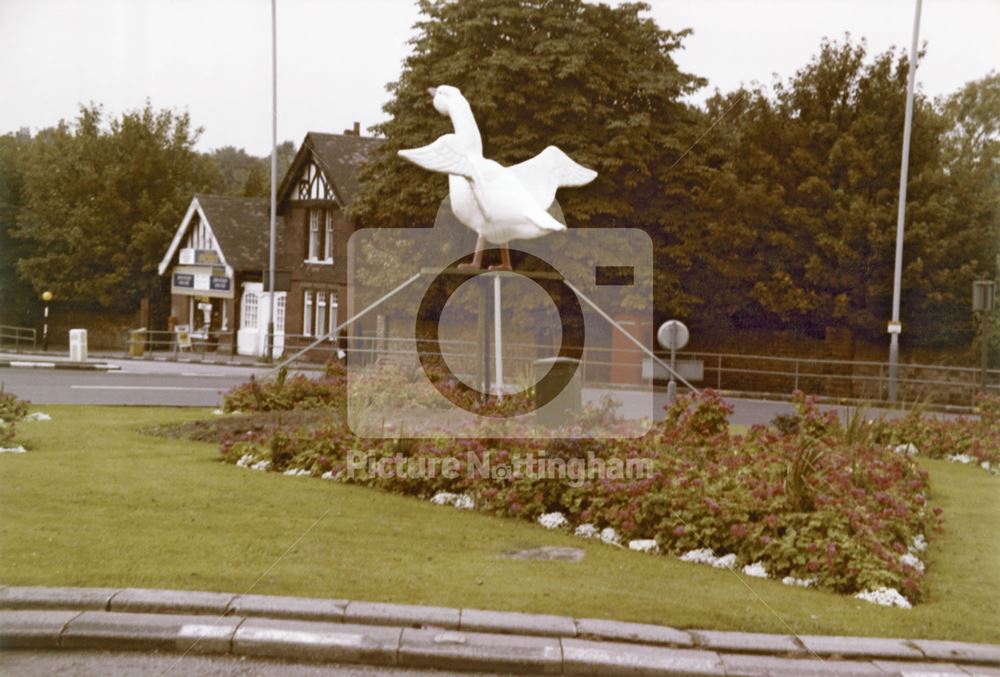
[0,387,29,423]
[223,365,346,413]
[0,387,29,447]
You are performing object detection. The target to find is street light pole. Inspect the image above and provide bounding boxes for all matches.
[265,0,278,361]
[41,290,52,351]
[888,0,923,402]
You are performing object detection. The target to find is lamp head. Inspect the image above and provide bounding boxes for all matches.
[42,291,53,302]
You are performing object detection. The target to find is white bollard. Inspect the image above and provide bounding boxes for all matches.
[69,329,88,362]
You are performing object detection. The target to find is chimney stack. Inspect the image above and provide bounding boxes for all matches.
[344,121,361,136]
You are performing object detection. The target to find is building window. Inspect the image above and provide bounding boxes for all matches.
[329,293,338,336]
[308,210,320,260]
[275,295,286,333]
[316,292,327,338]
[303,291,313,336]
[242,291,258,329]
[324,211,334,262]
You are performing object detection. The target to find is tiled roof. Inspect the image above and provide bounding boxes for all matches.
[280,132,382,207]
[194,194,282,272]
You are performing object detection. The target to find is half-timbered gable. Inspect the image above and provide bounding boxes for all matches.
[276,131,381,349]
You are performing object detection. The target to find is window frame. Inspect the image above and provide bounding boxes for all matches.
[303,290,313,336]
[307,210,320,261]
[324,211,334,263]
[316,291,327,339]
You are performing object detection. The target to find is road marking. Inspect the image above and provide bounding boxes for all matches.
[70,385,223,391]
[236,627,364,646]
[10,361,55,368]
[178,624,234,639]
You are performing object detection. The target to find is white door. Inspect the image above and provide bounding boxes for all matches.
[237,283,263,356]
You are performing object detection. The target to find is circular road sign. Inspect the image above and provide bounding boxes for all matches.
[657,320,689,351]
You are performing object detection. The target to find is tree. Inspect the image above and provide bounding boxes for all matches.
[0,131,36,326]
[937,72,999,352]
[349,0,705,314]
[210,140,297,198]
[11,103,221,313]
[685,38,993,346]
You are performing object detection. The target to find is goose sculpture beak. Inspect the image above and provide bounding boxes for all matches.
[427,87,438,97]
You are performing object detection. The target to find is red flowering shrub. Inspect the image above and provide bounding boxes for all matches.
[872,391,1000,468]
[223,363,346,413]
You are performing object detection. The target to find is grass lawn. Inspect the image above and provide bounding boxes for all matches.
[1,405,997,643]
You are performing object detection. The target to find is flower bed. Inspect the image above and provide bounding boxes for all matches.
[212,384,997,606]
[875,392,1000,472]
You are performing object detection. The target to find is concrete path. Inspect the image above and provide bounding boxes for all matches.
[1,586,997,676]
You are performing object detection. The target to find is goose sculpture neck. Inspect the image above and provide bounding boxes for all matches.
[443,96,482,154]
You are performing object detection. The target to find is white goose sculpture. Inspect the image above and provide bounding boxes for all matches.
[398,85,598,270]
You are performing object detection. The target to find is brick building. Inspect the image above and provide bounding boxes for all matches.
[158,129,380,357]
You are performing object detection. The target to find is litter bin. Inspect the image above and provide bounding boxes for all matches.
[532,356,582,427]
[128,328,147,357]
[69,328,88,362]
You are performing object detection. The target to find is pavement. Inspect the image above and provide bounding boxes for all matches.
[1,586,998,676]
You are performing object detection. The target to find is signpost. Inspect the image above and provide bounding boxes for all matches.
[175,325,193,353]
[657,319,689,403]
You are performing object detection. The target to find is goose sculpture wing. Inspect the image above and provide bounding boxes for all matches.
[397,134,476,180]
[509,146,598,209]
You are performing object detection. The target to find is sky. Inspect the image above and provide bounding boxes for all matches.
[0,0,997,156]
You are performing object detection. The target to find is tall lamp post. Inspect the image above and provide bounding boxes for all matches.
[41,290,52,351]
[888,0,923,402]
[265,0,278,361]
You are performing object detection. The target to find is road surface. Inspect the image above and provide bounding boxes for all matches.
[0,355,929,427]
[0,359,276,408]
[0,650,502,676]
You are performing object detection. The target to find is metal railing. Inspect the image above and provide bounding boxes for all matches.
[274,334,998,409]
[124,329,237,360]
[121,324,997,409]
[0,325,37,349]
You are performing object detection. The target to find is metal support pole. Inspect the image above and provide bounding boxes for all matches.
[667,324,677,403]
[493,274,503,398]
[888,0,923,402]
[265,0,278,362]
[983,314,992,388]
[42,305,49,351]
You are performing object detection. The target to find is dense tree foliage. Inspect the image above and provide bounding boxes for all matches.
[352,2,996,350]
[350,0,705,319]
[9,104,220,312]
[4,105,294,317]
[0,133,35,324]
[212,141,296,198]
[688,45,997,346]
